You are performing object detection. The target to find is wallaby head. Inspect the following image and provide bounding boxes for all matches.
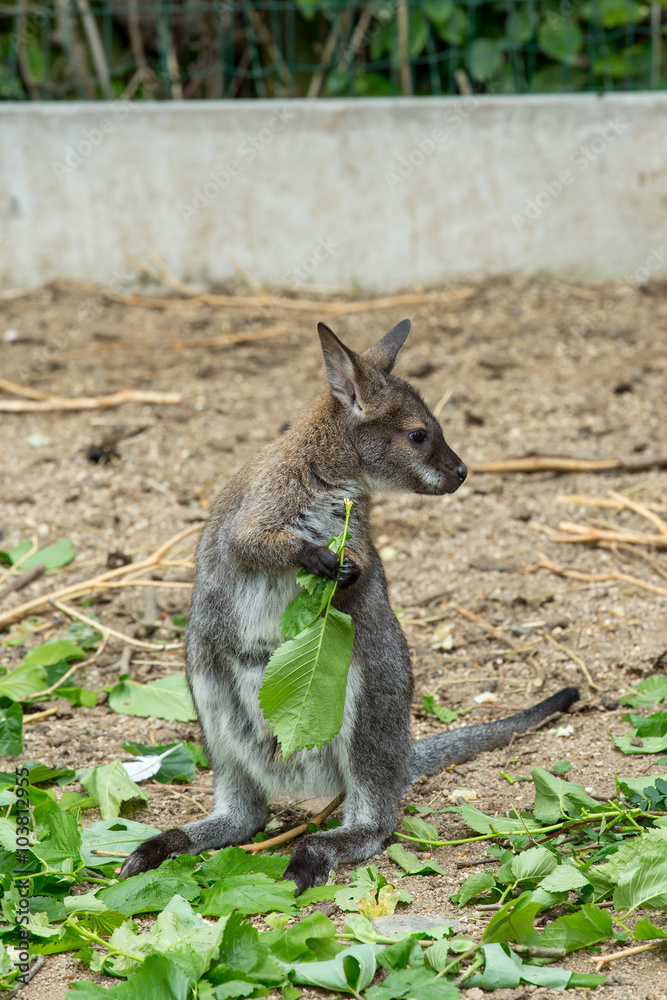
[317,319,467,496]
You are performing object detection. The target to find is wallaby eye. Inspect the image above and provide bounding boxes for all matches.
[408,429,427,444]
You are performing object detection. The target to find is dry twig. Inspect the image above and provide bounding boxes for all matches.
[239,794,345,854]
[536,552,667,599]
[0,523,203,630]
[593,940,667,972]
[50,599,183,652]
[470,456,667,474]
[59,277,475,316]
[0,389,183,413]
[545,634,603,691]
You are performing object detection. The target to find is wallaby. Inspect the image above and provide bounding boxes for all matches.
[120,320,578,893]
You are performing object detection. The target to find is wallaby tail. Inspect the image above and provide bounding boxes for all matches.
[408,686,579,785]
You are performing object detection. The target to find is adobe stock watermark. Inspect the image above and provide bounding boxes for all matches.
[626,245,667,286]
[178,108,297,223]
[10,767,31,991]
[510,117,629,230]
[51,72,158,182]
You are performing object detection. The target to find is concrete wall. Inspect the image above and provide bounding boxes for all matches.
[1,95,666,292]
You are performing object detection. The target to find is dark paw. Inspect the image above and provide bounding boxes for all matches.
[119,828,195,878]
[283,840,333,895]
[336,555,360,588]
[301,544,340,580]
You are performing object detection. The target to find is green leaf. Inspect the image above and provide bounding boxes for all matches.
[506,6,536,44]
[81,760,148,819]
[259,607,354,757]
[366,964,460,1000]
[216,911,286,985]
[423,0,454,27]
[401,816,440,846]
[452,871,496,905]
[199,845,288,882]
[31,807,82,865]
[200,874,300,917]
[288,944,379,995]
[422,696,458,724]
[537,864,591,893]
[469,942,572,990]
[386,843,446,877]
[454,801,542,836]
[23,638,85,668]
[433,4,466,45]
[264,912,341,963]
[532,766,599,822]
[0,702,23,755]
[5,538,76,571]
[481,893,541,945]
[98,864,201,916]
[539,905,614,952]
[608,831,667,913]
[67,951,196,999]
[280,579,333,639]
[619,675,667,708]
[468,38,505,82]
[108,674,197,722]
[634,916,667,940]
[0,661,48,701]
[511,846,558,883]
[81,818,164,867]
[538,17,583,66]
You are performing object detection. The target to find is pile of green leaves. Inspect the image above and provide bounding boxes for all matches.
[260,499,355,758]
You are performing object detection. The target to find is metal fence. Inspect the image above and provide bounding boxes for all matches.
[1,0,664,100]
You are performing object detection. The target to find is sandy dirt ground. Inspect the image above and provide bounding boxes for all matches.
[1,275,667,1000]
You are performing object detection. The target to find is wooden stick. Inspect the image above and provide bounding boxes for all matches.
[0,523,203,630]
[470,456,667,474]
[0,565,45,602]
[451,604,521,651]
[17,643,105,704]
[536,552,667,598]
[50,599,184,652]
[608,489,667,535]
[23,706,59,724]
[0,378,53,401]
[554,523,667,549]
[239,794,345,854]
[545,634,603,692]
[58,277,475,315]
[57,325,289,361]
[593,940,667,972]
[6,955,44,1000]
[103,794,346,861]
[0,389,183,413]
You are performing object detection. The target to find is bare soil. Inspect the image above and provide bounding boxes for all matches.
[1,275,667,1000]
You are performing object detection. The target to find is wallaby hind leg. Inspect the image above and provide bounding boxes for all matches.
[119,765,267,878]
[284,784,399,895]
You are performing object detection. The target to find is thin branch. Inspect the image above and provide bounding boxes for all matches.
[0,523,203,630]
[470,456,667,474]
[594,939,667,972]
[0,389,183,413]
[50,599,184,652]
[545,634,603,692]
[17,640,107,703]
[536,551,667,599]
[58,277,476,316]
[76,0,113,98]
[239,793,345,854]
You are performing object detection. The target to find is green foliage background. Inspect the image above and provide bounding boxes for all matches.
[1,0,665,101]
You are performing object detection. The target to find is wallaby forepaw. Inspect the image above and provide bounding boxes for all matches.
[337,555,360,588]
[300,544,340,580]
[283,841,333,895]
[119,828,195,878]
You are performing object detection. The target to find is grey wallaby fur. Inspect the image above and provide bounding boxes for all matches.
[120,320,578,892]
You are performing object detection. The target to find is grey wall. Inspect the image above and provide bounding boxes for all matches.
[1,94,666,292]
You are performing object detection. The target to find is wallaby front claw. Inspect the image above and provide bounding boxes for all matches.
[119,828,195,878]
[337,555,360,588]
[300,543,340,580]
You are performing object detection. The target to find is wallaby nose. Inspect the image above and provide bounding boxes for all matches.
[455,463,467,483]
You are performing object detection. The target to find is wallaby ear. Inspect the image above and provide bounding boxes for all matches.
[362,319,411,374]
[318,322,368,415]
